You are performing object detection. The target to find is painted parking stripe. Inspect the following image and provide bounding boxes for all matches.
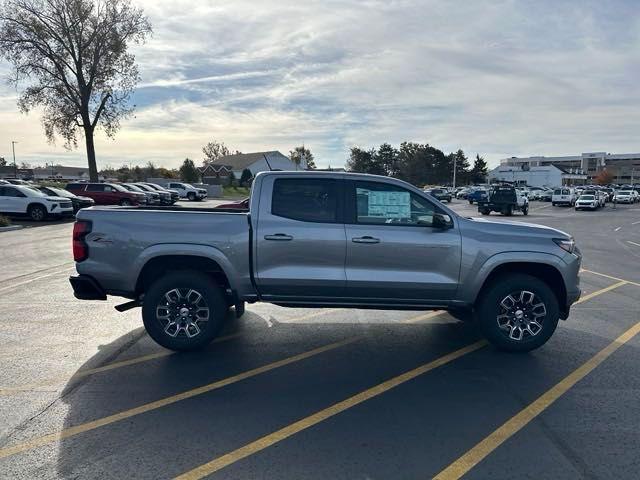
[0,337,357,459]
[627,240,640,248]
[573,280,627,305]
[173,340,487,480]
[0,332,243,396]
[433,320,640,480]
[0,266,75,294]
[581,269,640,288]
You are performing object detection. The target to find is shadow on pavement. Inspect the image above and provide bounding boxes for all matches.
[50,310,552,479]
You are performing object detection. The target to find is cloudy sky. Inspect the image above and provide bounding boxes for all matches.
[1,0,639,170]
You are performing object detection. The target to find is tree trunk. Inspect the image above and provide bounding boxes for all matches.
[84,126,98,182]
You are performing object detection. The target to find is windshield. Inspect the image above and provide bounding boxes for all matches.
[24,186,46,197]
[111,184,128,192]
[47,187,73,198]
[580,195,595,200]
[124,184,143,192]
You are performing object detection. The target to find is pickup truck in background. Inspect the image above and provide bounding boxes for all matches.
[166,181,207,201]
[70,172,581,353]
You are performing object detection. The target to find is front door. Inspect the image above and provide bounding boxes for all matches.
[344,180,461,304]
[255,176,347,300]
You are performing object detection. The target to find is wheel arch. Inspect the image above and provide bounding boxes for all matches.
[474,259,567,316]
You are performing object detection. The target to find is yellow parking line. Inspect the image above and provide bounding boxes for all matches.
[581,269,640,288]
[174,340,487,480]
[574,280,627,305]
[0,333,242,396]
[433,320,640,480]
[0,337,357,460]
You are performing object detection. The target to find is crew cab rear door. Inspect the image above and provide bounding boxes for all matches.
[344,179,461,303]
[254,176,347,300]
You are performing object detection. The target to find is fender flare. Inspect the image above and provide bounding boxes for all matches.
[131,243,240,292]
[460,251,567,305]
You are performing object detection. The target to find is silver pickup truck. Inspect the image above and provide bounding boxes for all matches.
[70,171,581,352]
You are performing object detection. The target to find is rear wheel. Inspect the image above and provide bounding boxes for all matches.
[28,204,47,221]
[476,274,559,352]
[142,271,227,351]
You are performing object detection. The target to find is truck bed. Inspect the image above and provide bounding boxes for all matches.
[75,206,252,297]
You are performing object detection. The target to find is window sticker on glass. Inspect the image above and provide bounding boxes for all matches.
[367,191,410,219]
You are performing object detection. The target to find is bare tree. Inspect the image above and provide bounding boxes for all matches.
[202,140,236,167]
[0,0,151,181]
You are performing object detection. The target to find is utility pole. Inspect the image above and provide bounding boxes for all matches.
[11,141,18,177]
[452,154,457,189]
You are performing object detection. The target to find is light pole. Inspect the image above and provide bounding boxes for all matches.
[452,154,457,189]
[11,141,18,178]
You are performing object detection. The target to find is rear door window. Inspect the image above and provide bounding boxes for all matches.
[272,178,339,223]
[86,184,105,192]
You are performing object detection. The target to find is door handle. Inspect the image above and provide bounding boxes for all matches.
[352,236,380,244]
[264,233,293,241]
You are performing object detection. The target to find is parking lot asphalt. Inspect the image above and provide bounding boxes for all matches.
[1,199,639,479]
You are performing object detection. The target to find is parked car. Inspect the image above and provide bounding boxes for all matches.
[455,187,470,199]
[166,182,207,201]
[70,171,581,354]
[66,182,144,206]
[33,185,95,213]
[0,184,73,220]
[581,189,605,208]
[4,178,32,185]
[120,183,157,205]
[215,197,250,209]
[614,190,634,204]
[140,183,179,205]
[539,189,554,202]
[574,194,599,211]
[467,188,488,204]
[552,188,576,206]
[425,188,452,203]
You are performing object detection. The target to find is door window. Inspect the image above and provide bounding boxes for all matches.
[354,181,437,226]
[86,184,105,192]
[272,178,339,223]
[0,187,25,197]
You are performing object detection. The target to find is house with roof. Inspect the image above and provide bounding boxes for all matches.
[32,165,104,181]
[199,151,307,180]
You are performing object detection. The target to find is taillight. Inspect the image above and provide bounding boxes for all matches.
[73,220,92,262]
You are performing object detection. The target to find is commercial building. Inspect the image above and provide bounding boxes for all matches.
[500,152,640,183]
[488,165,587,187]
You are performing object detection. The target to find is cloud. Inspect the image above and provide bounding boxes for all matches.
[1,0,639,169]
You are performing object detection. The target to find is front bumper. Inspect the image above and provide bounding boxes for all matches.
[69,275,107,300]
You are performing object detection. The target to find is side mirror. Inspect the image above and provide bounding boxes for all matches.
[433,213,453,229]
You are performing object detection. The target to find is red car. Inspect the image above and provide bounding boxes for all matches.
[215,197,250,209]
[66,182,144,206]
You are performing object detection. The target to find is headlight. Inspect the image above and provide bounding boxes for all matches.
[553,238,575,254]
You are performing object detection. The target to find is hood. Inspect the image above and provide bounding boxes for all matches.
[75,196,95,203]
[44,196,72,202]
[466,216,571,239]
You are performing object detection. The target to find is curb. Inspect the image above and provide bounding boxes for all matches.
[0,225,23,232]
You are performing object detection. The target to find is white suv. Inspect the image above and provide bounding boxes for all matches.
[166,182,207,201]
[0,185,74,221]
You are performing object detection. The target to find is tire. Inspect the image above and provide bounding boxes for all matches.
[476,273,559,352]
[480,208,490,215]
[119,199,132,206]
[234,301,246,318]
[522,205,529,215]
[142,271,227,351]
[468,200,473,204]
[28,204,47,221]
[187,192,196,201]
[552,202,556,207]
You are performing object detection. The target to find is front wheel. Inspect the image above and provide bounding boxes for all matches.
[187,192,196,201]
[142,271,227,351]
[476,274,559,352]
[119,199,132,206]
[28,204,47,221]
[522,205,529,215]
